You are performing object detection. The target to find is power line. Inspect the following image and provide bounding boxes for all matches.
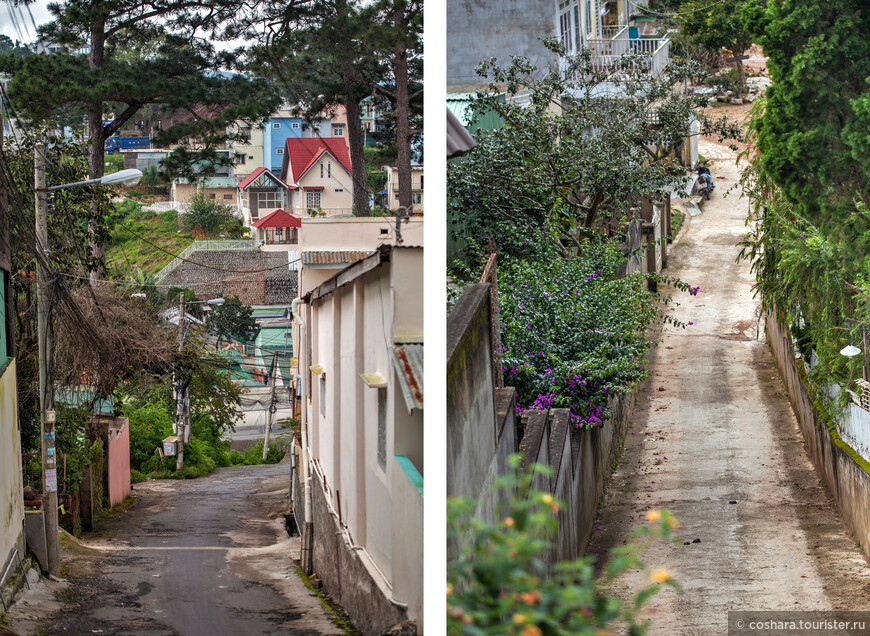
[113,220,303,274]
[631,0,729,18]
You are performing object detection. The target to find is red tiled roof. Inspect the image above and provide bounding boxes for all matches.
[252,209,303,228]
[282,137,352,183]
[238,166,294,190]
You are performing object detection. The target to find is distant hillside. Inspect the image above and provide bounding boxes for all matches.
[106,202,194,277]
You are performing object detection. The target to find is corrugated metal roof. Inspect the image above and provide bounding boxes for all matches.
[391,343,423,412]
[301,250,372,265]
[447,108,477,159]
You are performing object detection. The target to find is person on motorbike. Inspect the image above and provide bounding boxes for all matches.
[697,162,714,190]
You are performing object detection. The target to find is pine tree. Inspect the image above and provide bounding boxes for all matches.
[0,0,281,282]
[245,0,388,217]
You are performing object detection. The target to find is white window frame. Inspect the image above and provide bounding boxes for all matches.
[332,124,345,136]
[327,161,331,178]
[291,122,300,129]
[272,122,281,129]
[276,148,284,155]
[585,0,593,38]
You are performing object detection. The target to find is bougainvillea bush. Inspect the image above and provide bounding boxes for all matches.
[499,238,695,428]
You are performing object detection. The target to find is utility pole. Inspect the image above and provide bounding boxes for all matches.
[35,141,59,576]
[262,351,279,460]
[174,292,190,471]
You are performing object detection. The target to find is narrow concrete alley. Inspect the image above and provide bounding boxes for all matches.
[8,463,348,636]
[587,139,870,633]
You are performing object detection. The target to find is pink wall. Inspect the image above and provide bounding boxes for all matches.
[107,418,131,507]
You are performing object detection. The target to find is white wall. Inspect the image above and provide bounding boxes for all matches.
[303,247,423,622]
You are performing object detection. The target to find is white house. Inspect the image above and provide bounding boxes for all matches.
[295,243,423,634]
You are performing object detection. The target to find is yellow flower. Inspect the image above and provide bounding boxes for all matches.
[645,510,661,523]
[518,591,541,605]
[446,584,453,595]
[522,626,543,636]
[650,568,671,584]
[505,517,515,527]
[667,516,679,530]
[541,494,554,505]
[513,613,527,624]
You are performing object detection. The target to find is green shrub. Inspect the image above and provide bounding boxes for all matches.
[160,209,178,229]
[128,403,174,471]
[447,457,681,634]
[497,239,695,428]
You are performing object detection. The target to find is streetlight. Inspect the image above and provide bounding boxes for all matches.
[46,168,143,191]
[840,319,870,382]
[34,147,142,576]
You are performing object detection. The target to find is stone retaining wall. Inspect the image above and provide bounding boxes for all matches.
[160,250,297,305]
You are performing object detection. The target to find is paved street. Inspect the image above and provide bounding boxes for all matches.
[587,139,870,633]
[23,463,348,636]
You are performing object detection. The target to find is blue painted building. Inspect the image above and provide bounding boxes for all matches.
[262,112,332,173]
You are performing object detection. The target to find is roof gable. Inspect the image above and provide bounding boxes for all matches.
[238,167,293,190]
[252,209,303,228]
[282,137,352,183]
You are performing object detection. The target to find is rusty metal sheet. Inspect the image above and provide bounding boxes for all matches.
[391,343,423,412]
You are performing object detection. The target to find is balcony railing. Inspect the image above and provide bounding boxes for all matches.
[573,34,671,82]
[584,36,670,78]
[599,25,628,40]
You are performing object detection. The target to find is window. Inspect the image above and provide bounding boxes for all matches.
[276,148,284,155]
[257,191,281,209]
[210,193,216,199]
[377,388,387,471]
[272,122,281,129]
[234,153,246,165]
[320,162,323,178]
[327,161,331,178]
[332,124,345,136]
[412,192,422,205]
[320,375,326,418]
[223,194,232,200]
[334,188,343,192]
[154,120,162,130]
[240,126,251,140]
[585,0,592,36]
[306,190,321,208]
[559,8,573,52]
[575,4,581,49]
[420,175,423,189]
[291,122,300,129]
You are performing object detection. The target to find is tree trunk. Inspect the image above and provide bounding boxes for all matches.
[734,53,746,93]
[344,94,370,217]
[88,14,107,285]
[394,6,412,211]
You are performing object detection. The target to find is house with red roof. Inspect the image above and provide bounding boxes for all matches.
[236,167,297,227]
[280,138,354,215]
[251,208,303,250]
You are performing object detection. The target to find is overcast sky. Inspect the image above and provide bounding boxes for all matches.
[0,1,51,43]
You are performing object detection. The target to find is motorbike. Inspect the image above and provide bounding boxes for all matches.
[697,171,714,200]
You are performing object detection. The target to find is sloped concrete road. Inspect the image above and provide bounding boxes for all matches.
[587,140,870,633]
[24,463,347,636]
